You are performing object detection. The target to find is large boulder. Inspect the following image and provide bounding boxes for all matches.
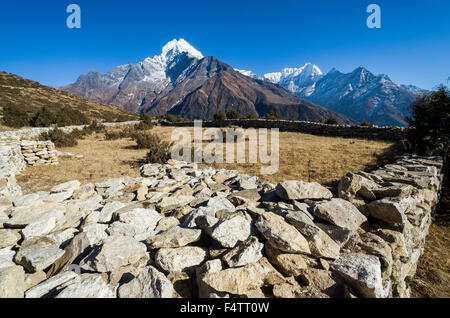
[275,181,332,201]
[80,235,148,273]
[118,266,173,298]
[285,211,340,259]
[264,243,317,277]
[25,271,78,298]
[255,212,310,254]
[331,253,384,298]
[222,236,264,267]
[198,263,267,297]
[15,240,65,273]
[314,199,367,231]
[0,229,21,248]
[204,215,252,249]
[56,275,115,298]
[0,265,25,298]
[367,197,416,226]
[155,246,208,273]
[146,226,202,249]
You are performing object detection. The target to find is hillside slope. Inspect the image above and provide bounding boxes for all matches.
[0,72,138,125]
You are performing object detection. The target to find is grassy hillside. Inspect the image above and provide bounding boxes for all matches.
[0,72,138,127]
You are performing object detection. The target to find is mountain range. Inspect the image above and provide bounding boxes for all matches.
[256,63,427,126]
[62,39,427,126]
[62,39,354,124]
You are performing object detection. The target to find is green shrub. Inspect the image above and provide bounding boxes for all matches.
[81,120,106,135]
[163,114,188,123]
[136,113,154,130]
[142,133,173,164]
[264,110,283,120]
[213,111,226,121]
[247,112,259,119]
[360,120,375,127]
[104,131,123,140]
[55,107,90,126]
[2,103,31,128]
[325,117,339,125]
[406,85,449,157]
[226,109,242,119]
[32,106,56,127]
[39,128,78,147]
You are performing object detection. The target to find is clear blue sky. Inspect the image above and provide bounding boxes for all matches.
[0,0,449,90]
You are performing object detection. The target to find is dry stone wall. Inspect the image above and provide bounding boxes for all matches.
[0,121,139,140]
[162,119,408,141]
[20,140,58,166]
[0,153,443,298]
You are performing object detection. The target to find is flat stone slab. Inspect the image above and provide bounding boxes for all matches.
[15,241,65,273]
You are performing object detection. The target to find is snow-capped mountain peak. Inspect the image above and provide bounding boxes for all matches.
[160,38,203,62]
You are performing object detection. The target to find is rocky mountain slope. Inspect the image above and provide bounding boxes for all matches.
[260,63,427,127]
[0,72,138,124]
[62,39,354,124]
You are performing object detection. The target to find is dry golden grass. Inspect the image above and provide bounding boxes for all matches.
[410,215,450,298]
[17,125,394,193]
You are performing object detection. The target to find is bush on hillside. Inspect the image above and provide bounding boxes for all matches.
[39,128,78,147]
[142,133,173,164]
[2,103,31,128]
[31,106,56,127]
[247,112,259,119]
[264,110,283,120]
[406,85,449,216]
[325,117,339,125]
[135,113,154,130]
[55,107,90,127]
[226,109,243,119]
[406,85,449,157]
[360,120,375,127]
[213,111,226,121]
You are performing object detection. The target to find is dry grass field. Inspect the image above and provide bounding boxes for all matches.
[16,125,395,193]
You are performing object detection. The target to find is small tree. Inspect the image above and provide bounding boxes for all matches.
[325,117,339,125]
[264,110,283,120]
[213,111,226,121]
[32,106,56,127]
[360,120,374,127]
[226,108,242,119]
[143,133,173,164]
[247,112,259,119]
[136,113,154,130]
[2,103,31,128]
[406,85,449,157]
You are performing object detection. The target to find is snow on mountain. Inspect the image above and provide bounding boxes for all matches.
[234,69,262,80]
[264,63,323,93]
[62,38,204,112]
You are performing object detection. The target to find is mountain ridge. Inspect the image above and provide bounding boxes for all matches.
[62,38,423,126]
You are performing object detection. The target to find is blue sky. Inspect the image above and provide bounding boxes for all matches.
[0,0,449,90]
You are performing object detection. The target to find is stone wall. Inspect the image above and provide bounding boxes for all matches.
[0,137,25,204]
[20,141,58,166]
[162,119,408,141]
[0,153,443,298]
[0,137,59,204]
[0,121,139,140]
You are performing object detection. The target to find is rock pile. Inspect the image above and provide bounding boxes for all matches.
[20,141,58,166]
[0,155,442,298]
[0,137,59,205]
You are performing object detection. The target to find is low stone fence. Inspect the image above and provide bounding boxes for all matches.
[0,137,59,204]
[162,119,408,141]
[0,153,443,298]
[0,121,140,140]
[20,141,58,166]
